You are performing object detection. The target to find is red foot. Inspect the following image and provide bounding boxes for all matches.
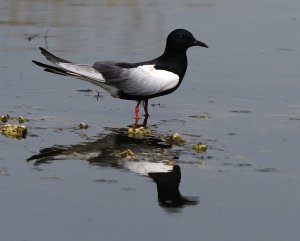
[135,101,141,120]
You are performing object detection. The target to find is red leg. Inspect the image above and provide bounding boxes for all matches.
[142,100,149,117]
[135,101,141,120]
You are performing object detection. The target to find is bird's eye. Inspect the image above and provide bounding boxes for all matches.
[179,34,182,39]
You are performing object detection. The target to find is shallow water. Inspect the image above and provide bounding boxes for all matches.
[1,0,300,241]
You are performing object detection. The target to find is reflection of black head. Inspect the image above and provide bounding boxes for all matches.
[149,165,199,209]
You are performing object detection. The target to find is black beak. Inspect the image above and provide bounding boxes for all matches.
[192,40,208,48]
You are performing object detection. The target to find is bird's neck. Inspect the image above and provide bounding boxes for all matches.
[158,50,188,80]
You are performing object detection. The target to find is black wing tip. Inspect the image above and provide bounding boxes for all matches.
[32,60,69,76]
[32,60,45,68]
[39,47,51,57]
[39,47,47,53]
[32,60,41,66]
[37,46,72,64]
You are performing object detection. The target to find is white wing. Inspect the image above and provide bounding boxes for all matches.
[123,65,180,96]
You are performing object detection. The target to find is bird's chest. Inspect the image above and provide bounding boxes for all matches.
[155,61,187,81]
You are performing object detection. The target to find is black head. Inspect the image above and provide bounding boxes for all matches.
[165,29,208,53]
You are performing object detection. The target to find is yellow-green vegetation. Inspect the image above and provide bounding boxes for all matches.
[192,143,207,153]
[16,116,28,124]
[0,114,28,139]
[165,133,186,146]
[0,124,27,139]
[0,114,10,123]
[127,126,150,137]
[120,149,136,160]
[1,114,28,124]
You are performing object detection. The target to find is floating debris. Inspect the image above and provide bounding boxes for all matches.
[165,133,186,146]
[188,114,210,119]
[223,163,252,168]
[230,110,252,114]
[276,47,294,52]
[79,122,89,129]
[94,178,118,184]
[289,117,300,121]
[0,114,10,123]
[121,187,138,191]
[255,167,278,173]
[77,89,102,100]
[192,143,207,153]
[25,28,50,42]
[77,89,94,92]
[40,176,59,180]
[127,126,150,137]
[25,33,40,41]
[120,149,136,160]
[227,132,236,136]
[0,124,27,139]
[150,103,166,108]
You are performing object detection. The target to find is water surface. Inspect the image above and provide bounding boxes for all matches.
[1,0,300,241]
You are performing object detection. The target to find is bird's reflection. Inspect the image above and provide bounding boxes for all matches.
[27,126,199,209]
[27,126,172,166]
[149,165,199,209]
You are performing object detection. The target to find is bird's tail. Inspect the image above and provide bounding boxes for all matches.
[32,47,105,82]
[33,47,121,97]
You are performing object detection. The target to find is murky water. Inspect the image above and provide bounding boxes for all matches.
[1,0,300,240]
